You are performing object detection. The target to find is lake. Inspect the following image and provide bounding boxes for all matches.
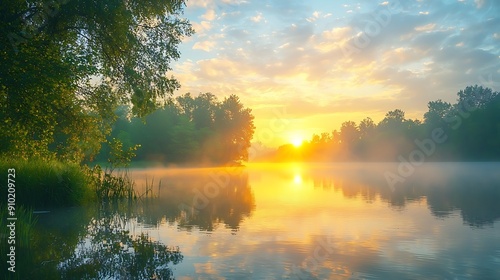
[20,163,500,279]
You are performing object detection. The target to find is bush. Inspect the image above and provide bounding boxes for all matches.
[0,159,93,208]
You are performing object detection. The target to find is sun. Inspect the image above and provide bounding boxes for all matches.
[290,137,303,148]
[288,131,306,148]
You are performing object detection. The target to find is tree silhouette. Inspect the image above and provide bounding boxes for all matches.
[271,85,500,162]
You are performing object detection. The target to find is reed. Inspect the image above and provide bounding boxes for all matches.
[86,165,137,201]
[0,159,92,208]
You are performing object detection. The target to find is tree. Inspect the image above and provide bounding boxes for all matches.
[103,93,255,165]
[193,93,217,130]
[450,89,500,160]
[424,99,453,127]
[268,85,500,162]
[456,85,498,111]
[214,95,255,164]
[0,0,193,162]
[381,109,405,124]
[340,121,360,146]
[176,93,195,119]
[359,117,376,139]
[377,109,408,138]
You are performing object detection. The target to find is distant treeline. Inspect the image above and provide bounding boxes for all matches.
[271,85,500,162]
[95,93,255,165]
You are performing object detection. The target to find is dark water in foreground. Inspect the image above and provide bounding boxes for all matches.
[7,163,500,279]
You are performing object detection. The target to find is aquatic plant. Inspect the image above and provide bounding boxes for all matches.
[0,159,92,208]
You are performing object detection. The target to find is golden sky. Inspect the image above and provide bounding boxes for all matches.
[171,0,500,147]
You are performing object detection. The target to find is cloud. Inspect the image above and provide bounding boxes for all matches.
[191,20,213,34]
[306,11,321,22]
[186,0,214,8]
[172,0,500,144]
[201,9,217,21]
[193,40,216,52]
[250,12,264,23]
[414,23,436,32]
[221,0,248,4]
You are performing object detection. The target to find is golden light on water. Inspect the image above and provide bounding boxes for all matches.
[124,163,500,279]
[293,174,303,185]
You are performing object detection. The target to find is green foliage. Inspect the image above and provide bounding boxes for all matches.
[0,0,193,163]
[96,92,255,165]
[424,99,453,127]
[108,138,141,168]
[0,159,93,208]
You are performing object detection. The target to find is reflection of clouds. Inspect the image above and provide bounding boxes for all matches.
[396,238,438,258]
[131,164,500,279]
[193,262,219,277]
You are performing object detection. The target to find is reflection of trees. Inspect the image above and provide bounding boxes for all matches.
[176,172,255,231]
[303,164,500,226]
[306,166,423,208]
[59,207,183,279]
[132,170,255,232]
[7,203,183,279]
[7,207,95,279]
[425,173,500,227]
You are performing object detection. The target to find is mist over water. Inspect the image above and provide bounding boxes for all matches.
[122,162,500,279]
[24,162,500,279]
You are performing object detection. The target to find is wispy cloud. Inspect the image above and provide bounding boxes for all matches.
[173,0,500,146]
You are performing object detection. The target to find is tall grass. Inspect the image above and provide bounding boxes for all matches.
[0,159,93,208]
[0,158,155,209]
[85,165,137,201]
[139,177,159,199]
[0,205,37,249]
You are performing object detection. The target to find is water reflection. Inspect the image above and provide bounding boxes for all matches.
[3,203,184,279]
[286,163,500,227]
[0,207,94,279]
[239,163,500,279]
[58,203,182,279]
[6,163,500,279]
[130,168,256,231]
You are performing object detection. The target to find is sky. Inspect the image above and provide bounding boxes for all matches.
[170,0,500,147]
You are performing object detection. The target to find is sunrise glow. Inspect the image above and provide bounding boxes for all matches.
[293,174,303,185]
[290,137,303,148]
[4,0,500,279]
[172,0,499,149]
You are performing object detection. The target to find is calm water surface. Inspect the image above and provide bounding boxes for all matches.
[24,163,500,279]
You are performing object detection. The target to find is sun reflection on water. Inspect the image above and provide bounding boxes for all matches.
[293,174,303,185]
